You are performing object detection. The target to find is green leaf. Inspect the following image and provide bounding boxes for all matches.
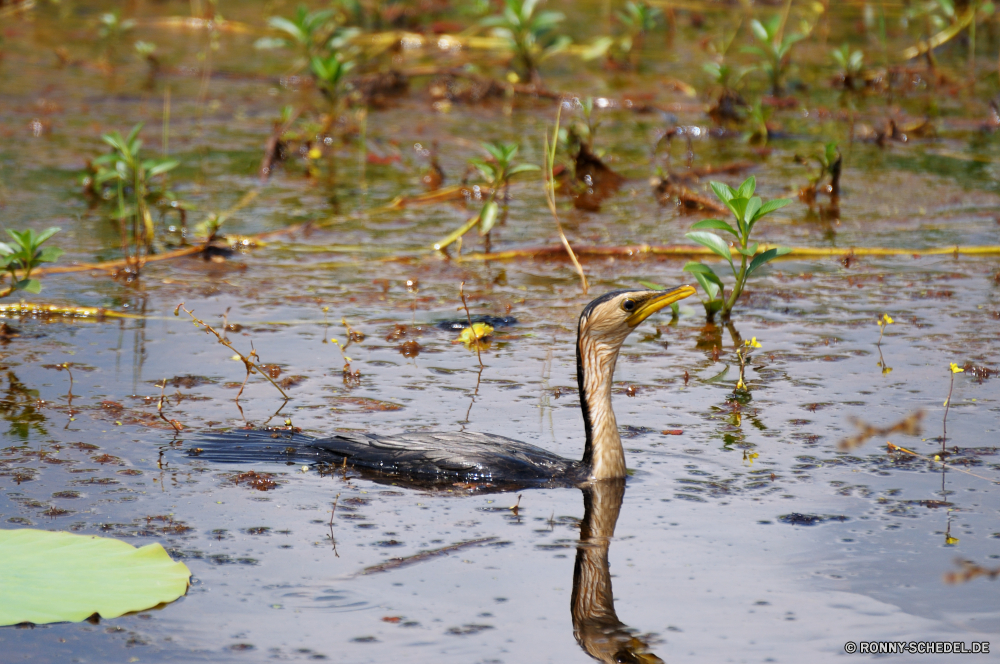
[691,271,720,301]
[726,197,750,233]
[14,279,41,294]
[0,529,190,626]
[747,197,791,233]
[735,176,756,198]
[478,200,500,235]
[749,19,769,42]
[744,196,761,225]
[683,261,724,288]
[268,16,306,43]
[709,180,734,203]
[755,198,791,217]
[483,142,507,163]
[507,163,540,176]
[36,246,64,264]
[690,218,738,237]
[146,160,179,177]
[746,246,792,277]
[686,231,732,264]
[34,227,61,246]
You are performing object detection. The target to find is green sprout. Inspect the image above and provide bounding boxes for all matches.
[742,14,805,96]
[481,0,571,86]
[83,124,181,275]
[683,176,791,321]
[434,142,539,253]
[0,227,63,295]
[795,141,842,203]
[263,6,358,60]
[581,1,662,69]
[830,44,865,89]
[704,60,750,125]
[310,52,356,108]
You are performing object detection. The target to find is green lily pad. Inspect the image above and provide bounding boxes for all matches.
[0,529,191,626]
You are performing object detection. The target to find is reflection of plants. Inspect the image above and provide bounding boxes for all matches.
[434,141,538,253]
[743,14,805,95]
[481,0,571,86]
[683,177,790,321]
[0,227,63,295]
[0,371,47,440]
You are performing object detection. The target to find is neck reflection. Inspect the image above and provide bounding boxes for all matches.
[572,479,663,663]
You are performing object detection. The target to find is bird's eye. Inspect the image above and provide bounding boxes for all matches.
[621,299,636,312]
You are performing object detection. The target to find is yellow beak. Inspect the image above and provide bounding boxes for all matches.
[626,285,696,327]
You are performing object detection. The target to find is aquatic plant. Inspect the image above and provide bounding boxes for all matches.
[795,141,842,203]
[0,529,190,627]
[830,43,864,88]
[581,1,662,69]
[264,6,358,62]
[942,362,964,449]
[876,313,893,346]
[434,141,538,253]
[96,10,135,64]
[85,124,181,278]
[175,303,289,401]
[742,14,805,96]
[543,107,588,293]
[481,0,570,86]
[735,336,761,392]
[683,176,790,321]
[310,51,356,108]
[0,227,63,296]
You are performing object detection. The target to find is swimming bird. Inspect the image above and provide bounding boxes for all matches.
[191,286,695,487]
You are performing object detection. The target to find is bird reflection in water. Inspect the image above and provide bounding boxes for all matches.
[573,479,662,664]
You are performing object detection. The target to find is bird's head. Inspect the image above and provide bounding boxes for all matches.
[577,286,696,351]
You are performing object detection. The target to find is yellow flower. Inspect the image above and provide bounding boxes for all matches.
[745,337,761,348]
[457,322,493,345]
[950,363,964,374]
[307,147,322,160]
[945,534,959,546]
[882,314,893,325]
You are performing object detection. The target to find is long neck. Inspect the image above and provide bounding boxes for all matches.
[576,326,626,480]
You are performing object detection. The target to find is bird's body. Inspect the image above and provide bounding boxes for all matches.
[190,286,694,487]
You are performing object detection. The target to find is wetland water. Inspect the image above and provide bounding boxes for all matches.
[1,0,999,661]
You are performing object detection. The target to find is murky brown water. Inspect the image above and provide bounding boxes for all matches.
[1,1,998,661]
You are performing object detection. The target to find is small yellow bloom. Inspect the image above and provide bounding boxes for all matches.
[950,363,964,374]
[506,71,520,83]
[307,147,322,159]
[458,323,493,345]
[744,336,762,348]
[881,314,893,325]
[736,378,746,390]
[945,535,959,546]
